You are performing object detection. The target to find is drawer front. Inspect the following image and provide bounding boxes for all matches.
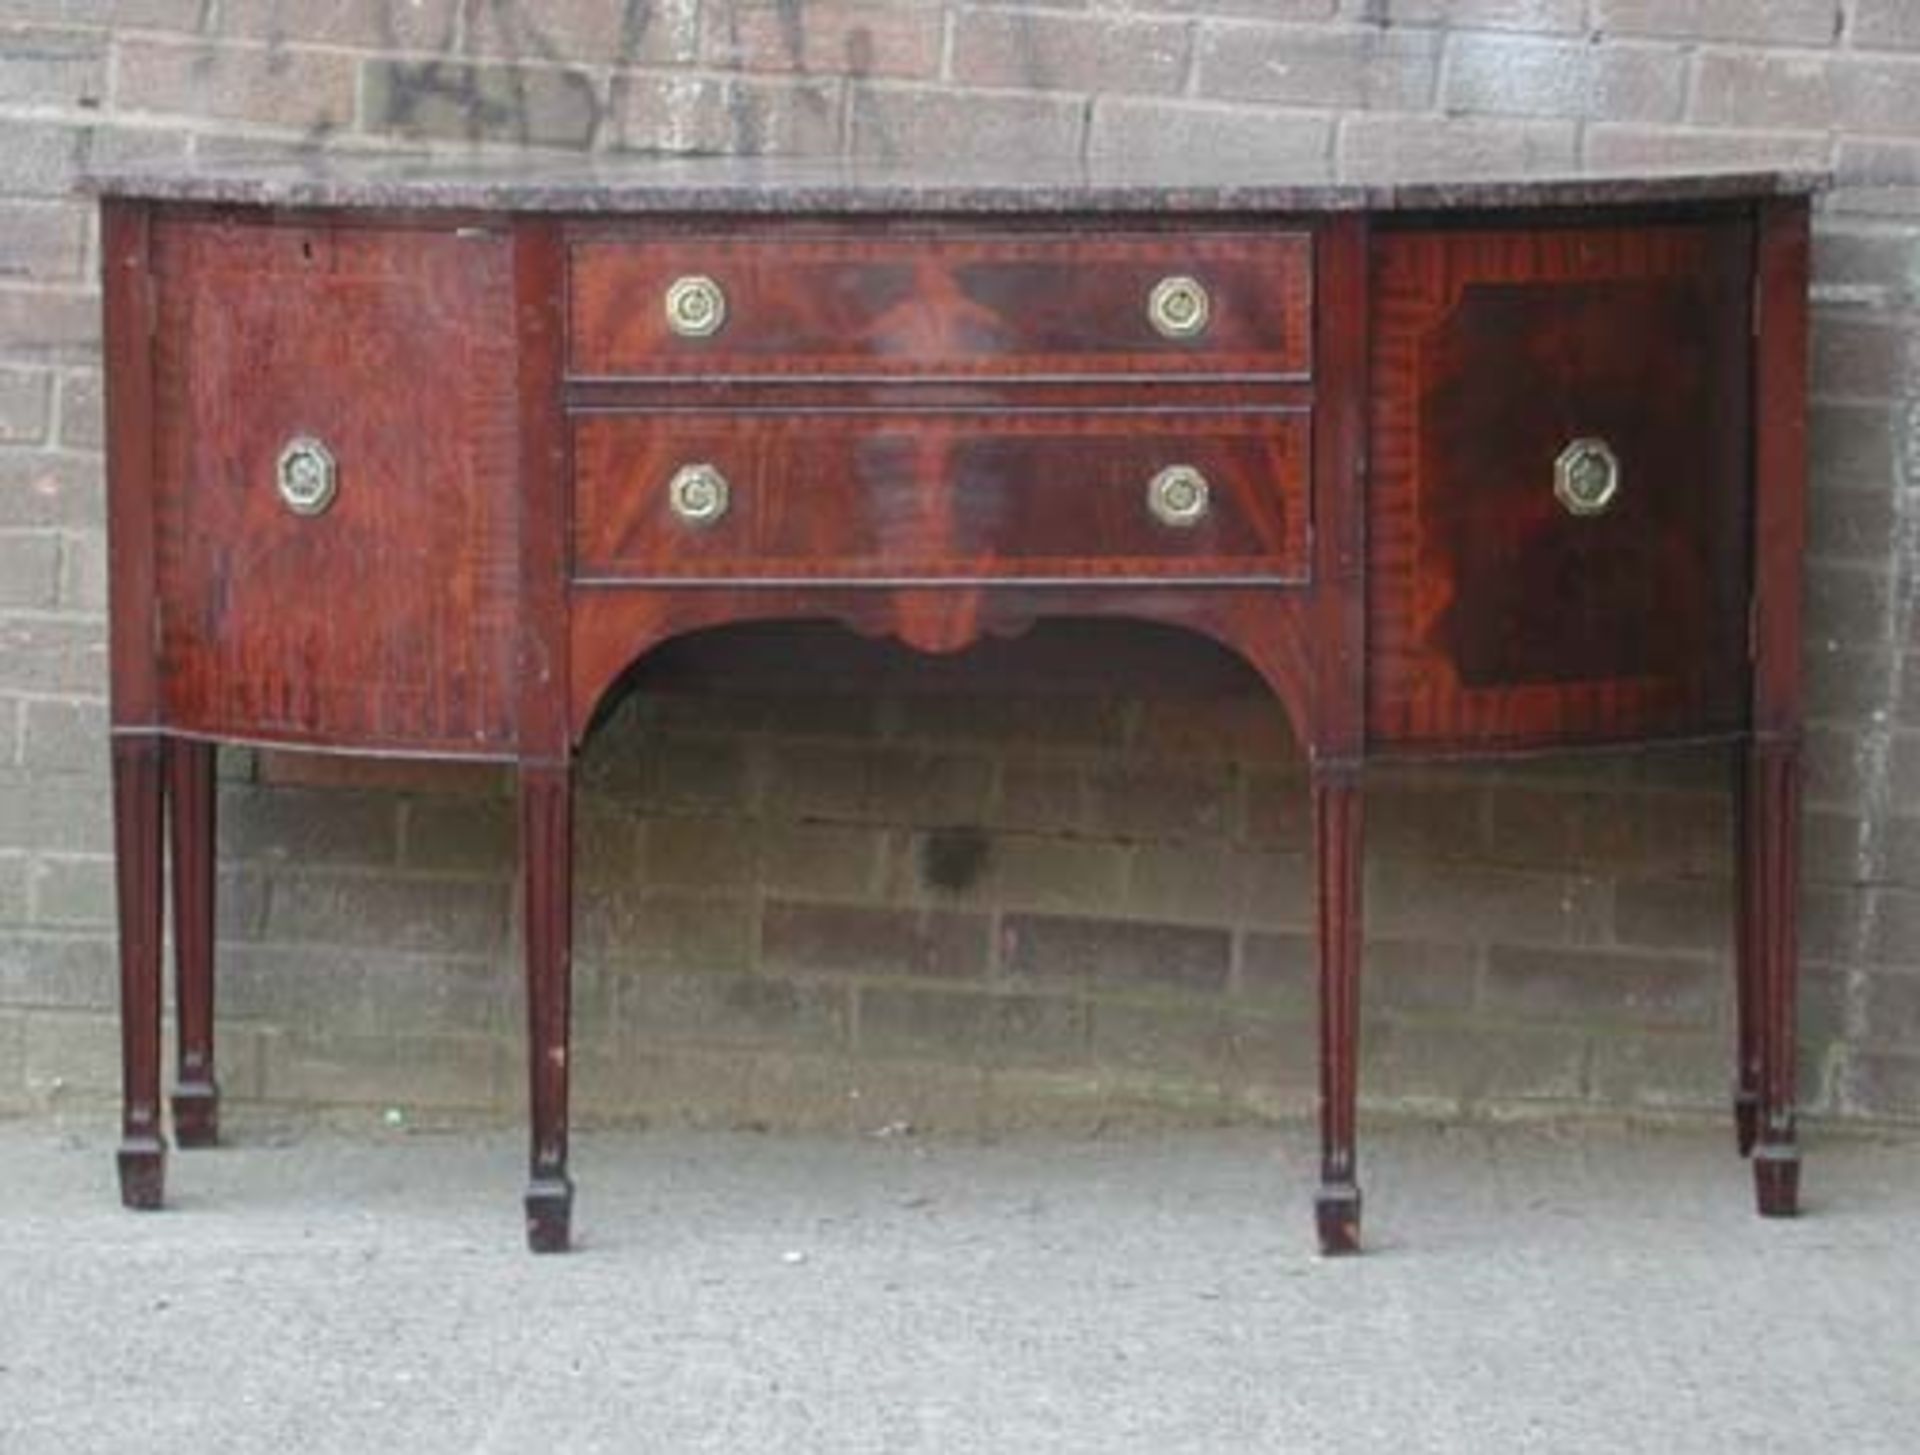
[572,412,1309,583]
[150,219,520,751]
[1366,221,1752,751]
[568,232,1312,379]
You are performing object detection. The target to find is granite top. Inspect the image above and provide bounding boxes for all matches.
[84,152,1829,216]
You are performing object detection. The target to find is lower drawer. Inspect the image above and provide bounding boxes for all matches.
[570,411,1310,584]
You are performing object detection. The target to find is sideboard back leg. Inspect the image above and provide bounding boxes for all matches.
[1312,764,1365,1254]
[1747,739,1802,1216]
[167,737,219,1148]
[112,733,167,1208]
[1731,748,1760,1157]
[520,762,575,1252]
[1747,197,1810,1218]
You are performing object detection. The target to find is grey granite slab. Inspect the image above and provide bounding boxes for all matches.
[83,151,1828,215]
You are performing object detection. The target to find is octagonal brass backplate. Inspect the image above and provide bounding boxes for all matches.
[1148,275,1211,340]
[665,274,727,339]
[1147,463,1211,528]
[667,462,730,526]
[275,435,337,517]
[1553,437,1620,518]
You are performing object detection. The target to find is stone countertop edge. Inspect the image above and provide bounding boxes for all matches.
[79,155,1832,216]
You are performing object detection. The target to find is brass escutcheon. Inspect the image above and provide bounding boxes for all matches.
[1148,275,1211,340]
[1147,463,1211,528]
[1554,437,1621,517]
[665,274,726,338]
[275,435,337,517]
[668,462,730,526]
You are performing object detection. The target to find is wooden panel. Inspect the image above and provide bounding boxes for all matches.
[150,219,520,752]
[1309,213,1370,763]
[568,231,1312,379]
[513,218,572,760]
[1366,221,1752,752]
[571,410,1310,583]
[103,200,159,730]
[568,584,1317,749]
[1751,198,1810,738]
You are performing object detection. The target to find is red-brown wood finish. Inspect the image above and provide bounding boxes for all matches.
[166,736,218,1148]
[1313,766,1364,1255]
[514,219,578,1252]
[1732,745,1761,1157]
[1309,215,1371,1253]
[1366,221,1752,753]
[520,763,574,1253]
[569,231,1313,380]
[148,218,522,753]
[1744,198,1811,1214]
[1744,739,1801,1214]
[103,198,168,1209]
[570,586,1317,747]
[112,733,166,1208]
[572,410,1310,583]
[514,219,573,762]
[103,200,160,731]
[101,194,1813,1253]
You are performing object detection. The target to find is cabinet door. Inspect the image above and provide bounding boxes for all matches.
[1366,221,1752,752]
[151,220,520,752]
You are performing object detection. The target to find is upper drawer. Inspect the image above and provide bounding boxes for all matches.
[567,232,1313,380]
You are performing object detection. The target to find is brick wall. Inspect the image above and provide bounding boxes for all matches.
[2,0,1917,1134]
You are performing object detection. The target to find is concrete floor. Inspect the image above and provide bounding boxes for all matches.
[1,1116,1916,1454]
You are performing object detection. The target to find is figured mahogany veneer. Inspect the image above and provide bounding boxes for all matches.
[95,166,1815,1258]
[149,219,521,753]
[1367,222,1751,751]
[572,410,1311,583]
[569,231,1314,379]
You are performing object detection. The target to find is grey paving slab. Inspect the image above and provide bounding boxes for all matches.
[0,1118,1915,1454]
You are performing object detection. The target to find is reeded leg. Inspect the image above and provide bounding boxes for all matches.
[1745,740,1802,1217]
[520,762,574,1252]
[167,738,219,1148]
[1732,750,1760,1157]
[1313,764,1364,1255]
[113,734,167,1209]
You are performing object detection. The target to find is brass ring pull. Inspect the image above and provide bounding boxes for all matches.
[665,274,726,338]
[1147,464,1210,528]
[1554,437,1621,517]
[667,462,730,526]
[1149,275,1211,339]
[275,435,337,517]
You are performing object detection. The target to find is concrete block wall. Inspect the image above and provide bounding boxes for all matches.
[1,0,1917,1133]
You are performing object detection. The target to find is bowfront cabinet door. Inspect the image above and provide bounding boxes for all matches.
[149,219,521,753]
[1366,219,1753,753]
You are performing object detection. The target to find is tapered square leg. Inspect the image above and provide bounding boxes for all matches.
[520,762,575,1253]
[166,738,219,1148]
[1731,751,1760,1157]
[113,734,168,1209]
[1743,739,1801,1217]
[1313,765,1365,1256]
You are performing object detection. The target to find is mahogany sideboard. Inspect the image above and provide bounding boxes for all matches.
[89,156,1821,1254]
